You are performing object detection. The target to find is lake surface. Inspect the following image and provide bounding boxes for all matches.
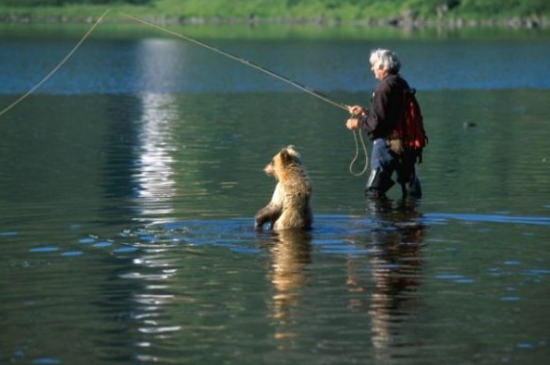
[0,23,549,365]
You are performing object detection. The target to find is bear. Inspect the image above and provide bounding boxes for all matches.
[255,145,313,231]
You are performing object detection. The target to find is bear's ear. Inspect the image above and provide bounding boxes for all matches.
[279,149,292,164]
[280,146,300,165]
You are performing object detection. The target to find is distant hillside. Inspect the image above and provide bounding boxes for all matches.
[1,0,549,27]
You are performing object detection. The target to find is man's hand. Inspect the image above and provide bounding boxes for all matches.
[347,105,366,116]
[346,118,361,130]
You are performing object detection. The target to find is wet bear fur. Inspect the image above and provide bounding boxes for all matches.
[255,145,313,231]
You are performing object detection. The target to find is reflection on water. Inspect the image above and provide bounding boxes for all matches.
[345,199,425,361]
[2,206,549,364]
[77,208,429,362]
[126,247,181,364]
[263,230,312,342]
[135,93,178,219]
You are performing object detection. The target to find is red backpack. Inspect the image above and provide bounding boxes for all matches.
[392,88,428,163]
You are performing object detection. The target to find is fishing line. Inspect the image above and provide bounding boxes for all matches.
[348,128,369,176]
[121,12,348,111]
[120,12,369,175]
[0,9,110,119]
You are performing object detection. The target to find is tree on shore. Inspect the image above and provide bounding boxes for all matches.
[0,0,548,23]
[0,0,152,5]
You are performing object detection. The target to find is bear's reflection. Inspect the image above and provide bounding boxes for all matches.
[263,229,312,341]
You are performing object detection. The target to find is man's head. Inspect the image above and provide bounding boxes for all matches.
[369,49,401,80]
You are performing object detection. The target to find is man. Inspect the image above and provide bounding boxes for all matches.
[346,48,422,200]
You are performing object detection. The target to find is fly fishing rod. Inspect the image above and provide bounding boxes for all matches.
[120,12,369,176]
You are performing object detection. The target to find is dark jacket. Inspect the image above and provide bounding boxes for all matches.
[359,74,410,140]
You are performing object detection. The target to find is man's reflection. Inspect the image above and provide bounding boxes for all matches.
[347,198,425,358]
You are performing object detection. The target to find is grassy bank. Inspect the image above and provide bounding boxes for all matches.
[0,0,549,28]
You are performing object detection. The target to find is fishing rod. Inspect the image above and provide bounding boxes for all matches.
[120,13,368,175]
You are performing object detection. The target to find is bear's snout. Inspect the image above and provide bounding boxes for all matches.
[264,163,275,176]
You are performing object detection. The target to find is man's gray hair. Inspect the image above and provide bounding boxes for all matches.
[369,48,401,74]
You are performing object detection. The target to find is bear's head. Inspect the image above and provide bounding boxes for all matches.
[264,145,302,179]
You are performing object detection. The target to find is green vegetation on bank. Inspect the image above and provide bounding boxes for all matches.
[0,0,549,26]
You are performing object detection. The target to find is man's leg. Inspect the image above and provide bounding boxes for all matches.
[366,139,395,198]
[396,150,422,199]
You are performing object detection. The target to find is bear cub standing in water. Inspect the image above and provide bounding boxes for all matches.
[255,145,313,231]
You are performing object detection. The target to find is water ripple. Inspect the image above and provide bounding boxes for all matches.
[425,212,550,226]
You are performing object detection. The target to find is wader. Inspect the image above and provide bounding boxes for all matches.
[366,138,422,199]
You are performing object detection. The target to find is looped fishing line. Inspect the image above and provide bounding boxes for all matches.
[348,129,369,176]
[0,9,110,119]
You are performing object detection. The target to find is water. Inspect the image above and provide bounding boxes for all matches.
[1,24,549,365]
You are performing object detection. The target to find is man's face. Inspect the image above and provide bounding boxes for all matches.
[370,62,387,80]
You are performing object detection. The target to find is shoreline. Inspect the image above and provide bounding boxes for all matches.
[0,13,547,29]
